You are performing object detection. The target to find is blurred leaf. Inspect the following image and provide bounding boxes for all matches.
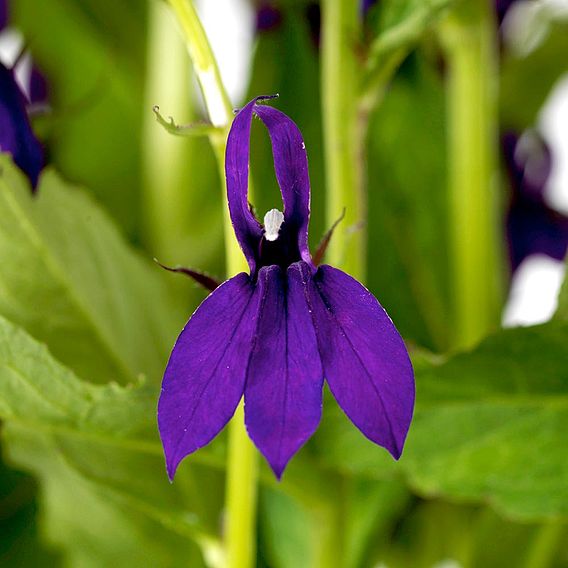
[259,489,316,568]
[343,479,411,568]
[368,0,457,57]
[501,18,568,130]
[363,0,458,94]
[13,0,147,238]
[366,54,450,350]
[314,322,568,521]
[0,155,182,384]
[0,451,61,567]
[0,315,223,567]
[405,322,568,520]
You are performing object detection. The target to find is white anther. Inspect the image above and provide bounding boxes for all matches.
[263,208,284,241]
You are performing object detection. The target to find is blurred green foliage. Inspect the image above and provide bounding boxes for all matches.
[1,0,568,566]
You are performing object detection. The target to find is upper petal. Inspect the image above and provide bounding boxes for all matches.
[225,98,265,273]
[0,62,43,190]
[158,273,260,480]
[254,105,312,265]
[244,262,323,478]
[307,265,415,459]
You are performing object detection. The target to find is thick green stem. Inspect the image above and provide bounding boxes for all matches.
[440,0,502,350]
[165,2,257,567]
[321,0,365,280]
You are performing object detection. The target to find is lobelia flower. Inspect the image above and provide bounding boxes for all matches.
[158,97,415,480]
[0,60,44,190]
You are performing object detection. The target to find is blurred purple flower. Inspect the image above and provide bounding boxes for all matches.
[0,0,7,30]
[504,131,568,272]
[495,0,518,25]
[158,97,415,480]
[361,0,377,17]
[0,61,43,190]
[29,66,49,105]
[256,2,282,32]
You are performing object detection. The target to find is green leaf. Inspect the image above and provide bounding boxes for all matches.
[313,323,568,521]
[0,155,182,384]
[259,489,316,568]
[0,315,223,566]
[405,322,568,520]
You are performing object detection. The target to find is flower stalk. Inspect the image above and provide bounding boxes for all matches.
[321,0,366,281]
[165,2,258,567]
[439,0,502,350]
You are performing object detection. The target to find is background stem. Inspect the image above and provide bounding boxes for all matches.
[165,2,258,567]
[321,0,366,280]
[440,0,503,350]
[142,0,192,261]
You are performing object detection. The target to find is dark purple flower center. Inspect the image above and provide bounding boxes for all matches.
[258,222,302,272]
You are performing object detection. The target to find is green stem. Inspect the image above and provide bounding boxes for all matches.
[142,0,192,260]
[440,0,502,350]
[321,0,365,280]
[524,522,563,568]
[165,2,257,567]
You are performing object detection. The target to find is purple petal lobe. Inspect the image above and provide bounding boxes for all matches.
[0,62,43,190]
[158,273,260,480]
[225,99,265,273]
[308,265,414,459]
[245,262,323,478]
[254,105,313,265]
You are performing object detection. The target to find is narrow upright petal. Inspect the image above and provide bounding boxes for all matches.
[0,62,43,190]
[245,262,323,478]
[306,265,414,459]
[158,273,260,480]
[254,105,312,265]
[225,98,265,273]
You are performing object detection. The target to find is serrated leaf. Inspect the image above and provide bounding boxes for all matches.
[0,315,223,566]
[0,155,182,384]
[313,323,568,521]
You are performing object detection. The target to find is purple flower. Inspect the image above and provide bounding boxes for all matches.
[158,97,414,480]
[256,3,282,32]
[504,132,568,272]
[0,0,7,30]
[0,61,43,190]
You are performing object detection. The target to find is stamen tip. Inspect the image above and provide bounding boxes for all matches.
[263,208,284,241]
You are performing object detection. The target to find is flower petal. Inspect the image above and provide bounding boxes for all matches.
[0,62,43,190]
[245,262,323,478]
[254,105,312,265]
[225,99,265,273]
[158,273,260,480]
[307,265,414,459]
